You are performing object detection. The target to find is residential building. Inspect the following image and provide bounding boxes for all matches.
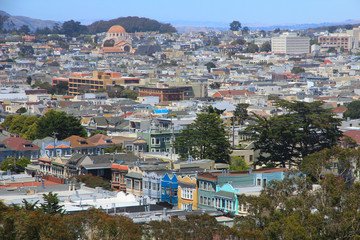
[68,71,123,95]
[110,164,128,191]
[161,173,178,205]
[271,32,310,54]
[141,130,180,153]
[138,86,186,102]
[125,165,144,197]
[178,175,198,210]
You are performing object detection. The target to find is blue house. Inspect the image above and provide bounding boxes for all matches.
[161,173,178,205]
[214,183,239,214]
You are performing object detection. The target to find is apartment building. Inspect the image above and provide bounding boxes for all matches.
[271,32,310,54]
[68,71,123,95]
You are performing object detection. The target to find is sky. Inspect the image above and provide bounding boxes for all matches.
[1,0,360,27]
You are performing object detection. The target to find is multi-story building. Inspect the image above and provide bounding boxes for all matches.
[68,71,123,95]
[318,34,352,51]
[178,175,198,210]
[141,130,180,154]
[318,27,360,51]
[138,86,186,102]
[271,32,310,54]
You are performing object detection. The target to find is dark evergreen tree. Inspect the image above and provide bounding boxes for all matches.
[174,111,231,163]
[247,100,342,167]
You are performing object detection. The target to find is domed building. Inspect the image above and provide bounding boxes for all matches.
[101,25,133,54]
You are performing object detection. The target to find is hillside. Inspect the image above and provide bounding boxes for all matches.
[88,16,177,33]
[0,11,58,32]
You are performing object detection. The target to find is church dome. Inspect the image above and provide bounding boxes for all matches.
[107,25,126,34]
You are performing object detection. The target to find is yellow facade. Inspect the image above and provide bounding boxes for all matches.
[177,175,198,210]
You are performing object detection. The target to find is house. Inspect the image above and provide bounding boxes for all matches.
[161,173,178,205]
[87,134,121,154]
[142,171,163,202]
[110,164,128,191]
[178,175,198,210]
[1,136,40,161]
[63,135,97,155]
[125,165,144,197]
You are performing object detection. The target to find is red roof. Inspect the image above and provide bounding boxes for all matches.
[2,137,40,150]
[111,165,128,171]
[343,130,360,144]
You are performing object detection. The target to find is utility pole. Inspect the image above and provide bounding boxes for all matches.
[52,132,58,158]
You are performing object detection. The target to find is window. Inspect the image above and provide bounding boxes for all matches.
[249,155,253,162]
[151,138,155,145]
[257,178,261,186]
[200,196,203,204]
[134,180,140,190]
[181,188,194,200]
[152,183,157,191]
[263,178,267,186]
[126,179,132,189]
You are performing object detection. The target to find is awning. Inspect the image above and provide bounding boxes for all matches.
[214,191,236,200]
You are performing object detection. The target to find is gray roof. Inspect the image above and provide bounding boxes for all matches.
[125,172,143,179]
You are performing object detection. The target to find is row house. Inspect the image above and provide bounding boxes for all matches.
[0,136,40,163]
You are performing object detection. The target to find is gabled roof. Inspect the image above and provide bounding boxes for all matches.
[87,134,119,146]
[2,137,40,151]
[63,135,96,148]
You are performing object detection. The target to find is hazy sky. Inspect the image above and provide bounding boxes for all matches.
[2,0,360,26]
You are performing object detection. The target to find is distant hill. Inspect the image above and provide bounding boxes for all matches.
[0,10,58,32]
[88,16,177,34]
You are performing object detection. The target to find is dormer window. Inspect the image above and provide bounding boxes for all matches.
[0,144,6,148]
[23,143,33,148]
[105,139,112,144]
[79,140,88,145]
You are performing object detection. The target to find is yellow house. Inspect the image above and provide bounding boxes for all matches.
[177,175,198,210]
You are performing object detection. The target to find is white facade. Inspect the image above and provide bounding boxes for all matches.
[271,32,310,54]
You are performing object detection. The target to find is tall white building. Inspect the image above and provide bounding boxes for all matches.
[271,32,310,54]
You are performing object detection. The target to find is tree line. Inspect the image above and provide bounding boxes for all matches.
[1,110,87,141]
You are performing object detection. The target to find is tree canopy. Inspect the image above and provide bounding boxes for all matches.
[343,100,360,119]
[36,110,87,140]
[230,21,241,31]
[291,66,305,74]
[260,41,271,52]
[246,100,342,167]
[174,110,231,163]
[88,16,177,34]
[1,110,87,141]
[0,157,30,173]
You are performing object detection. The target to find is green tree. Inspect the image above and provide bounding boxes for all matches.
[209,82,220,89]
[230,21,242,31]
[328,26,337,33]
[18,45,34,57]
[274,28,281,33]
[230,156,249,171]
[26,76,32,85]
[343,100,360,119]
[291,66,305,74]
[61,20,88,37]
[246,100,342,167]
[36,110,87,140]
[231,38,246,45]
[205,62,216,73]
[234,103,249,126]
[51,81,68,95]
[174,111,231,163]
[327,47,337,53]
[40,192,65,215]
[16,107,27,114]
[0,157,30,173]
[242,26,250,34]
[18,24,31,34]
[260,41,271,52]
[90,130,107,137]
[243,42,259,53]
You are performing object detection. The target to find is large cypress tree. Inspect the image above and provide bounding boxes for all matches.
[174,111,231,163]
